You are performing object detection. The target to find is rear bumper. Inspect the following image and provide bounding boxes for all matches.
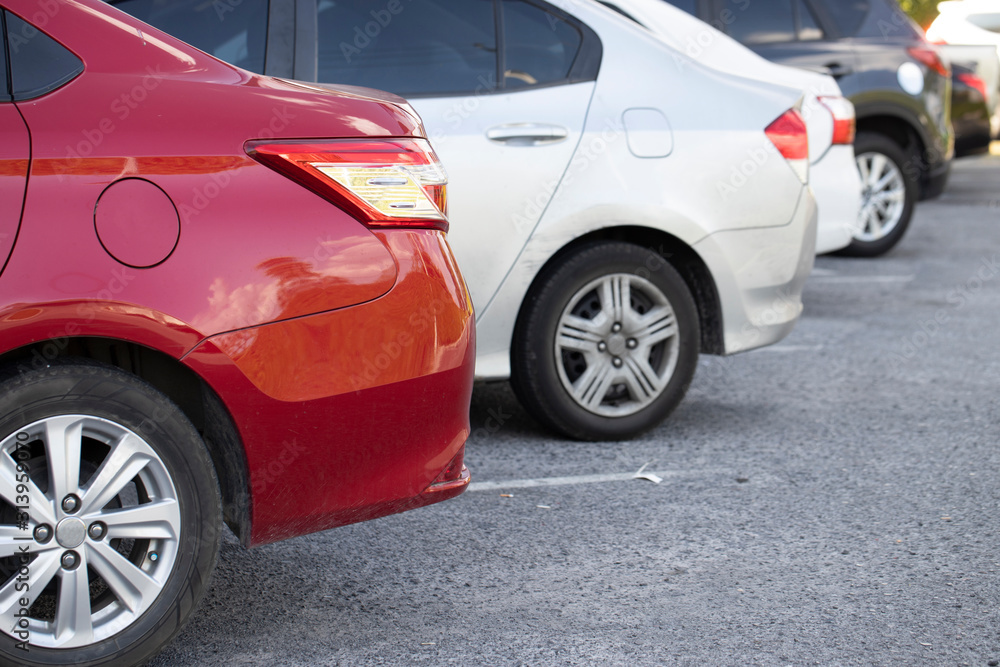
[183,229,476,546]
[921,156,951,200]
[812,145,861,255]
[694,188,817,355]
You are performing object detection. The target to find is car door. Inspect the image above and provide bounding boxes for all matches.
[311,0,598,313]
[0,30,30,277]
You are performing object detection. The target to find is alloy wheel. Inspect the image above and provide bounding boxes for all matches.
[0,415,181,649]
[555,273,680,418]
[855,150,907,242]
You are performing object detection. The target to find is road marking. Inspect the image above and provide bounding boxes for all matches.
[810,275,915,284]
[468,469,722,492]
[752,344,824,353]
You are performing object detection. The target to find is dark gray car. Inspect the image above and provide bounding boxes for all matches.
[662,0,953,257]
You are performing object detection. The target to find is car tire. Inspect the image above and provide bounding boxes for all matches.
[0,360,221,666]
[511,241,699,441]
[839,131,918,257]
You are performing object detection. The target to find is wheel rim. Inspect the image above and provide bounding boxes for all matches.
[855,150,907,242]
[555,273,680,418]
[0,416,181,649]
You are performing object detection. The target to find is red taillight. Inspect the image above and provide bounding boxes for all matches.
[957,72,989,100]
[247,138,449,232]
[907,45,950,77]
[766,109,808,160]
[765,108,809,183]
[818,95,857,145]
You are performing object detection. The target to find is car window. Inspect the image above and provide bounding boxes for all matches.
[5,12,83,101]
[813,0,869,37]
[798,0,824,41]
[967,13,1000,34]
[316,0,497,97]
[110,0,269,72]
[722,0,797,45]
[502,0,582,90]
[660,0,697,16]
[0,15,8,102]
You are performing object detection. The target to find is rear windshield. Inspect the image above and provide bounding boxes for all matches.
[110,0,269,72]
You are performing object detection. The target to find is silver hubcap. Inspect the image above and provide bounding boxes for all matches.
[555,273,680,417]
[0,416,181,649]
[855,151,906,242]
[55,518,86,549]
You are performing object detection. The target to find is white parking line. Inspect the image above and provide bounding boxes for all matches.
[810,275,915,284]
[752,344,824,353]
[467,469,722,492]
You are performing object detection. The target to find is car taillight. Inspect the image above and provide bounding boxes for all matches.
[957,72,989,100]
[907,45,950,77]
[247,138,449,232]
[818,95,857,146]
[765,109,808,183]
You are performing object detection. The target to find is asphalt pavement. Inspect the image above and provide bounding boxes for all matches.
[152,147,1000,667]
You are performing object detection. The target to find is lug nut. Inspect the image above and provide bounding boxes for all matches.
[88,523,106,540]
[597,342,607,353]
[61,551,79,570]
[612,357,623,368]
[626,338,638,349]
[148,552,159,563]
[61,495,80,514]
[611,322,622,333]
[33,524,52,544]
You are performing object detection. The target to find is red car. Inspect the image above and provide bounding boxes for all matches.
[0,0,474,663]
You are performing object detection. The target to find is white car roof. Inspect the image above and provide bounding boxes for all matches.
[938,0,1000,14]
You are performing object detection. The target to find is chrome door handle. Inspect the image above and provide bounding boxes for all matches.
[486,123,569,146]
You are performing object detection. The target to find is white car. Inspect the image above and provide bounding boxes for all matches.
[595,0,861,255]
[402,0,817,439]
[928,0,1000,137]
[115,0,818,441]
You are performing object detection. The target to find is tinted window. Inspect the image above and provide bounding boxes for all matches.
[968,13,1000,34]
[815,0,869,37]
[798,0,823,40]
[112,0,269,72]
[5,12,83,100]
[852,0,920,40]
[0,15,8,102]
[723,0,796,44]
[316,0,497,96]
[660,0,697,15]
[502,0,581,90]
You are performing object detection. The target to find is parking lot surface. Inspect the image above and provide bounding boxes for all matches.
[153,149,1000,666]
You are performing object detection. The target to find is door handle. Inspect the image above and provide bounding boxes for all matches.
[486,123,569,146]
[824,62,853,78]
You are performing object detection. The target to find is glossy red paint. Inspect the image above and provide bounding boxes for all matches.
[0,0,473,547]
[0,105,27,273]
[184,229,474,544]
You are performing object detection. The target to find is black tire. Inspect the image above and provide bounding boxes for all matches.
[0,360,221,666]
[511,241,700,441]
[838,131,919,257]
